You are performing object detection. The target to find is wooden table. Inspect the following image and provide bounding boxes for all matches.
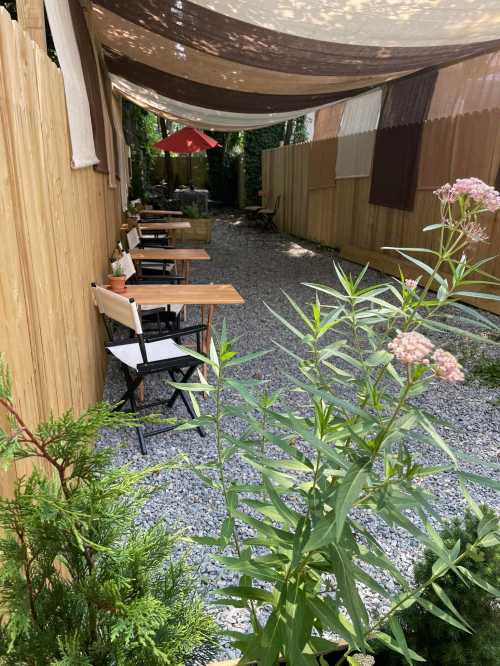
[130,248,210,283]
[138,221,191,247]
[140,209,183,217]
[124,283,244,358]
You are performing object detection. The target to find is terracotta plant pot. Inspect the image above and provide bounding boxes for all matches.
[109,275,126,293]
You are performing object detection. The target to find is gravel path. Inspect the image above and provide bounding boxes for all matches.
[98,212,500,661]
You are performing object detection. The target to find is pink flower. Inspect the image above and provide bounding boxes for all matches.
[434,178,500,212]
[463,220,489,243]
[388,332,435,365]
[432,349,464,383]
[434,183,458,204]
[405,278,419,290]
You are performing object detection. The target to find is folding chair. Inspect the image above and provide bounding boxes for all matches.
[92,284,206,454]
[126,228,175,277]
[110,251,185,330]
[244,189,265,219]
[257,194,280,232]
[136,223,172,249]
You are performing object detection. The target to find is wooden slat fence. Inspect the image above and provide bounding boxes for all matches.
[262,131,500,314]
[0,10,122,496]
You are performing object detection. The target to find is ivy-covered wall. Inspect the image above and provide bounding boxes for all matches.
[243,118,308,205]
[243,125,285,205]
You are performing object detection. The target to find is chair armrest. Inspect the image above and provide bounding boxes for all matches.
[135,274,185,284]
[144,324,207,343]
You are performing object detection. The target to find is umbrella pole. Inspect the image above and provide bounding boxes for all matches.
[189,154,194,190]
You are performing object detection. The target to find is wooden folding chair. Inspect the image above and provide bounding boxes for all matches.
[110,251,185,331]
[126,229,175,277]
[257,194,280,232]
[92,284,206,454]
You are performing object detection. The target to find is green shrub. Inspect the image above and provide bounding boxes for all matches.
[0,358,217,665]
[471,353,500,388]
[182,204,203,219]
[375,508,500,665]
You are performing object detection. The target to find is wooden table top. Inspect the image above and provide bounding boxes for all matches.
[124,284,244,306]
[138,221,191,231]
[140,210,183,217]
[130,248,210,261]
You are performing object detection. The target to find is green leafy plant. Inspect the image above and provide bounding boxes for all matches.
[374,507,500,665]
[174,178,500,664]
[111,263,125,277]
[470,353,500,388]
[181,204,203,219]
[0,359,217,665]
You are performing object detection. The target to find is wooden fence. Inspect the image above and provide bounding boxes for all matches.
[262,132,500,314]
[0,10,122,496]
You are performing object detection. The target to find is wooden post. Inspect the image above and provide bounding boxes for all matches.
[16,0,46,51]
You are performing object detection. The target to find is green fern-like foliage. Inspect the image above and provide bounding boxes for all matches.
[0,357,217,665]
[377,507,500,665]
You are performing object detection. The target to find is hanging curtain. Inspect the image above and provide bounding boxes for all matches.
[313,102,346,141]
[369,70,438,210]
[417,116,457,189]
[110,95,130,211]
[428,52,500,120]
[336,89,382,178]
[309,139,338,189]
[67,0,108,173]
[338,89,383,136]
[44,0,98,169]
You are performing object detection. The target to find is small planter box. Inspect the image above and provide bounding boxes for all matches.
[179,217,213,243]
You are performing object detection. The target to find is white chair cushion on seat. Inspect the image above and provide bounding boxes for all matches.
[109,337,186,370]
[141,303,184,314]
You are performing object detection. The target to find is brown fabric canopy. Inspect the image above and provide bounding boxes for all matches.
[85,0,500,129]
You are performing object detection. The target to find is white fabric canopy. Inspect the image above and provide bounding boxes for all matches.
[110,75,342,132]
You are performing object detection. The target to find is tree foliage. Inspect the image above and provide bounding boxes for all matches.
[243,118,307,204]
[0,361,217,665]
[123,102,161,202]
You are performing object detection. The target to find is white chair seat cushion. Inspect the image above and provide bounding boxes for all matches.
[109,337,186,370]
[141,303,184,314]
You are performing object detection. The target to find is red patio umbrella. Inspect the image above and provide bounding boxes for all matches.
[154,127,221,189]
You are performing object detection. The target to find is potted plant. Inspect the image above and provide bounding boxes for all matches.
[109,263,126,293]
[180,204,214,243]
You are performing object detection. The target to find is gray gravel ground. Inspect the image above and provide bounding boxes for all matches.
[97,212,500,661]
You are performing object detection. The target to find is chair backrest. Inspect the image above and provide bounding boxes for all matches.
[273,194,281,212]
[92,285,143,334]
[111,252,136,281]
[127,227,140,250]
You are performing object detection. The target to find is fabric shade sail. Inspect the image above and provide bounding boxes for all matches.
[153,127,220,153]
[86,0,500,129]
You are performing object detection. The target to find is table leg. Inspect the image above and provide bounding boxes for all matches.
[182,261,191,321]
[201,304,216,379]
